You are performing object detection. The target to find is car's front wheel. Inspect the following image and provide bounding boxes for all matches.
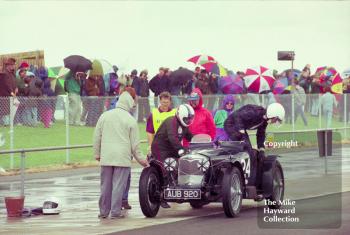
[222,166,243,218]
[139,166,161,217]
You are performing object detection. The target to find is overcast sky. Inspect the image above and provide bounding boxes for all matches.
[0,0,349,75]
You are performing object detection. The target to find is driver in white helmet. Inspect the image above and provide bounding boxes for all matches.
[151,104,195,208]
[223,103,285,188]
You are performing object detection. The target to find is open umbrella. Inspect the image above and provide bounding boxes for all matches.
[283,69,301,79]
[315,66,343,94]
[219,75,244,94]
[187,55,215,65]
[169,68,194,86]
[272,77,292,94]
[64,55,92,73]
[244,66,275,93]
[201,62,228,77]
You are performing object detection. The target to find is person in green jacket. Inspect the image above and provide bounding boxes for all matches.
[64,71,84,125]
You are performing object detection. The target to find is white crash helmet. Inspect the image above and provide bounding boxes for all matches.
[176,104,195,127]
[266,103,285,122]
[43,197,61,215]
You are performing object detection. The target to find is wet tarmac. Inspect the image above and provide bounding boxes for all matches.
[0,147,349,235]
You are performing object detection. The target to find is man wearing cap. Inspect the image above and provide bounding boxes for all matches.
[0,58,17,125]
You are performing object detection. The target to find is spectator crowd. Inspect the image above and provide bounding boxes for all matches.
[1,58,350,129]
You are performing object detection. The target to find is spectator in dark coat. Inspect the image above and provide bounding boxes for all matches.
[23,72,42,126]
[138,70,150,122]
[207,73,219,111]
[149,67,168,107]
[0,58,17,125]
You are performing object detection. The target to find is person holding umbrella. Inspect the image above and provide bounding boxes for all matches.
[63,55,92,126]
[64,71,85,125]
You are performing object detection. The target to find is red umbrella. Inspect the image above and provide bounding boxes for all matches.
[244,66,275,93]
[187,55,215,65]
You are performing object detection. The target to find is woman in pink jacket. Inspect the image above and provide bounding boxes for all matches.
[183,88,216,147]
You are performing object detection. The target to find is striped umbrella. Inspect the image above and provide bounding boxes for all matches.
[244,66,275,93]
[187,55,216,65]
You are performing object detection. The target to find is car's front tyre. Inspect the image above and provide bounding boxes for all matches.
[222,166,243,218]
[139,166,161,217]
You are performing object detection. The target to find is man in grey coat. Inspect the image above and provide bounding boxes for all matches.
[93,90,149,219]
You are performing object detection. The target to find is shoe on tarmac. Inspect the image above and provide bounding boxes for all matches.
[122,201,132,210]
[110,214,125,219]
[160,201,171,209]
[98,214,108,219]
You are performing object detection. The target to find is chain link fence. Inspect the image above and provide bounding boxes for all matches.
[0,94,349,170]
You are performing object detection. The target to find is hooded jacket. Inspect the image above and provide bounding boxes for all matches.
[93,92,144,167]
[184,88,216,146]
[213,95,235,141]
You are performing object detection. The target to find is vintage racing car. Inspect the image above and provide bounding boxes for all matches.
[139,134,284,218]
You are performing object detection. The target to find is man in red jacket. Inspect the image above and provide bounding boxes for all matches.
[183,88,216,147]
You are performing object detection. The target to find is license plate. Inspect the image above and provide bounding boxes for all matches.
[164,189,201,200]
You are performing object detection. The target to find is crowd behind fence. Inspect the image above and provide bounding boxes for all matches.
[0,93,349,169]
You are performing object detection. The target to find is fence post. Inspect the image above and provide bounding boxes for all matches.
[291,93,295,141]
[9,97,14,169]
[20,151,25,197]
[345,94,347,140]
[318,94,322,129]
[65,95,70,164]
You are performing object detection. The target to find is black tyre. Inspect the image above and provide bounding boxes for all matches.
[222,166,243,218]
[139,166,161,217]
[267,161,284,209]
[189,201,207,209]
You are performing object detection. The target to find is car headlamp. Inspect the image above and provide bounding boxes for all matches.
[197,158,210,172]
[164,158,178,171]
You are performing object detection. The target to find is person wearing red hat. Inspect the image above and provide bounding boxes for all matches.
[19,61,30,70]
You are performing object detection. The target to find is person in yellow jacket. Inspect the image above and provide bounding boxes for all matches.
[146,92,176,149]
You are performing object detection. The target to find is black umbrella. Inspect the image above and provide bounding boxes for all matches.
[169,68,194,87]
[63,55,92,73]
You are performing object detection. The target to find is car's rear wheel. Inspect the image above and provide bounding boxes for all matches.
[139,166,161,217]
[267,161,284,209]
[222,166,243,218]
